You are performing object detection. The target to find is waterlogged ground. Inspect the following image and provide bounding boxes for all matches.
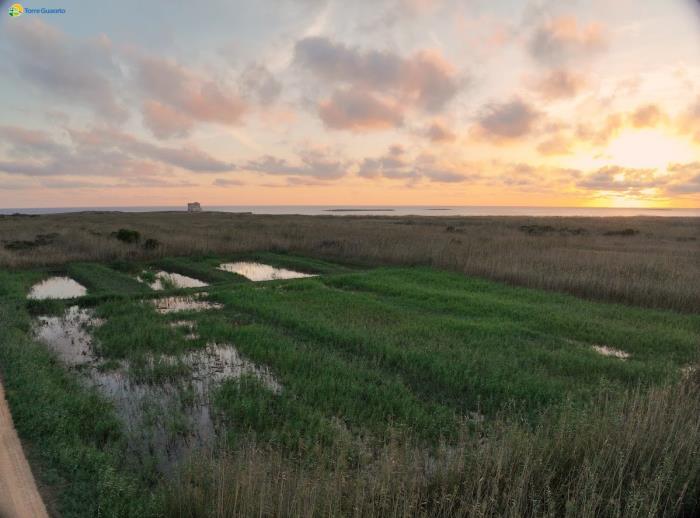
[32,301,280,472]
[218,261,315,281]
[3,252,700,509]
[138,271,208,290]
[28,276,87,299]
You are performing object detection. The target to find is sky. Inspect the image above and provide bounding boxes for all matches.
[1,0,699,208]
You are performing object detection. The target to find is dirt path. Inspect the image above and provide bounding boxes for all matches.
[0,382,49,518]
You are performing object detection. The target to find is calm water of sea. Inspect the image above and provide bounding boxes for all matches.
[1,206,699,217]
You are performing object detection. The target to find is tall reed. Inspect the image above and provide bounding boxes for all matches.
[163,376,700,517]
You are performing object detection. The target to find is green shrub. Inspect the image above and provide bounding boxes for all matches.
[112,229,141,244]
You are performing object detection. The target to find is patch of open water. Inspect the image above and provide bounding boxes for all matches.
[150,295,223,314]
[218,262,315,282]
[32,306,280,473]
[138,271,208,291]
[591,345,630,359]
[27,277,87,300]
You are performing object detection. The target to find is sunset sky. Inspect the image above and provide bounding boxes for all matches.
[1,0,699,208]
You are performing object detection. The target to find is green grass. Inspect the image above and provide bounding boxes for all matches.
[207,269,697,421]
[1,253,699,516]
[67,262,152,295]
[154,252,356,285]
[153,256,237,284]
[93,298,202,359]
[0,271,159,517]
[240,251,358,275]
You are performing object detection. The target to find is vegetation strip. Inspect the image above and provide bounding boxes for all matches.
[0,253,699,516]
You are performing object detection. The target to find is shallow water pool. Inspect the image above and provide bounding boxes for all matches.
[27,277,87,300]
[139,271,208,290]
[218,262,315,282]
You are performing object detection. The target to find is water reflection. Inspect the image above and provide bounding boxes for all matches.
[34,306,102,364]
[32,306,280,473]
[27,277,87,300]
[592,345,630,359]
[138,271,208,290]
[151,295,223,314]
[218,262,315,282]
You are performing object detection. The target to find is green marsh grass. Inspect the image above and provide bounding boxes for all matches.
[1,211,698,312]
[1,254,699,516]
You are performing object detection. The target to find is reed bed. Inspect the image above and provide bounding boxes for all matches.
[1,212,698,312]
[164,377,700,517]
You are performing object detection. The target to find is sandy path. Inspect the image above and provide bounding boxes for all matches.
[0,381,49,518]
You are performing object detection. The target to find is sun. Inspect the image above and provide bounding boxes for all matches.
[604,129,695,170]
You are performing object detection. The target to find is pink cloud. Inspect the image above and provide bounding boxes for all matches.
[136,55,247,137]
[423,119,457,142]
[142,100,195,139]
[537,135,573,156]
[531,69,587,100]
[630,104,666,128]
[475,98,541,141]
[318,89,404,131]
[529,16,608,66]
[295,37,462,130]
[6,19,127,122]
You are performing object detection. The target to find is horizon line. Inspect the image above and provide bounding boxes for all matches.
[2,204,699,211]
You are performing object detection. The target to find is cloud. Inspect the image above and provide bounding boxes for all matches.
[667,174,700,194]
[0,126,65,157]
[6,19,127,122]
[423,120,457,142]
[295,37,462,129]
[529,16,608,66]
[630,104,666,128]
[71,128,237,172]
[576,113,624,147]
[39,179,116,189]
[666,163,700,194]
[142,100,196,139]
[679,97,700,142]
[400,50,462,112]
[0,125,235,177]
[537,135,572,155]
[497,163,539,188]
[136,55,247,138]
[318,89,404,130]
[485,161,580,192]
[38,177,198,189]
[476,98,540,140]
[0,176,35,191]
[420,167,470,183]
[213,178,244,187]
[577,162,700,197]
[358,146,477,183]
[358,148,415,180]
[240,64,282,104]
[244,149,349,179]
[532,68,587,99]
[295,36,403,90]
[577,166,662,193]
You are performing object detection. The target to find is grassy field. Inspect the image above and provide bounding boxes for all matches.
[1,212,699,312]
[0,250,699,516]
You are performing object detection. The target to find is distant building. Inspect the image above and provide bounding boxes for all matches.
[187,202,202,212]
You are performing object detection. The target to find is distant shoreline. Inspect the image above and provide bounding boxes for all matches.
[325,208,395,212]
[1,205,698,218]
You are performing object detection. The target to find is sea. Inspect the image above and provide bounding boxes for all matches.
[1,206,699,217]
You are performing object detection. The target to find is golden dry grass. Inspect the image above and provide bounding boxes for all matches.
[164,377,700,517]
[1,211,698,312]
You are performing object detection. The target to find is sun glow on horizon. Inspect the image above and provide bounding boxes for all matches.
[588,194,670,209]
